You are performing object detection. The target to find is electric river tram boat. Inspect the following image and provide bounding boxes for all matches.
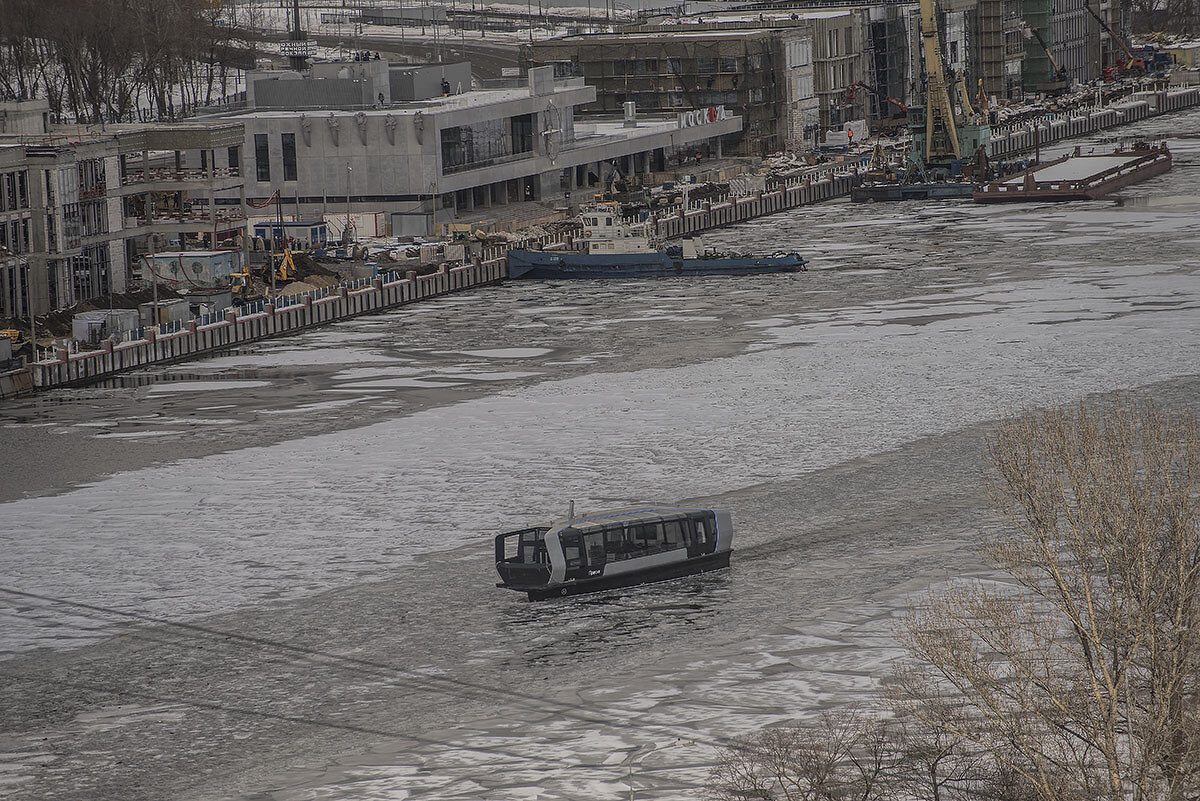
[495,506,734,600]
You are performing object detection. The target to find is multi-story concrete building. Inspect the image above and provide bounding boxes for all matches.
[213,62,741,236]
[860,3,919,124]
[526,10,870,155]
[0,146,35,319]
[1053,0,1099,82]
[976,0,1026,100]
[1020,0,1119,90]
[0,100,246,318]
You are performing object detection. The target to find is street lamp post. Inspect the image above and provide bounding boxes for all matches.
[345,164,353,246]
[22,258,35,364]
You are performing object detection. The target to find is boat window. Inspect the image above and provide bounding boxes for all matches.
[604,524,624,553]
[561,531,583,569]
[520,529,548,563]
[685,511,719,554]
[583,530,605,565]
[606,217,613,225]
[663,519,684,546]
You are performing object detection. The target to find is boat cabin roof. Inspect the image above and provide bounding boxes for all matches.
[548,506,717,532]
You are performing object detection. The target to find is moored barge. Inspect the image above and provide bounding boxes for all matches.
[973,141,1171,203]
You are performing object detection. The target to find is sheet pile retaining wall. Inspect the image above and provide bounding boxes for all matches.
[33,260,506,389]
[27,88,1200,392]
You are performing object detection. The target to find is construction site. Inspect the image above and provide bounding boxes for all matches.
[5,0,1200,395]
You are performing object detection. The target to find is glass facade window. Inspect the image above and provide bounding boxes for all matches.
[228,146,240,173]
[510,113,534,155]
[281,133,298,181]
[440,115,535,175]
[254,133,271,182]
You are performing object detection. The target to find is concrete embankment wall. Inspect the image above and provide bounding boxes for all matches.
[0,368,33,398]
[653,173,856,240]
[989,87,1200,158]
[26,88,1200,393]
[33,260,506,389]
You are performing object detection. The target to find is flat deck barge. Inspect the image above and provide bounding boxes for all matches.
[973,142,1171,203]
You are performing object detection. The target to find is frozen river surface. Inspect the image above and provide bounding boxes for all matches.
[2,112,1200,800]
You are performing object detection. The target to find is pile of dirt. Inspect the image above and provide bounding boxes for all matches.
[36,287,183,338]
[276,274,342,295]
[291,252,340,281]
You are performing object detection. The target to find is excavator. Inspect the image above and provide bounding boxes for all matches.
[1027,26,1071,95]
[1082,4,1147,77]
[229,246,297,302]
[267,246,298,284]
[851,82,908,132]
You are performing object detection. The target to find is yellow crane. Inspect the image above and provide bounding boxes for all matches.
[907,0,991,175]
[918,0,960,162]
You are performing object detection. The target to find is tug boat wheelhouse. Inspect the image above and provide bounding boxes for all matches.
[495,506,734,600]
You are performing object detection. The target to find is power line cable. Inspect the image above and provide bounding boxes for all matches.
[0,586,745,750]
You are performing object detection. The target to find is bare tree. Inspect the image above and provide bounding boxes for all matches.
[895,402,1200,801]
[0,0,246,122]
[707,709,904,801]
[708,403,1199,801]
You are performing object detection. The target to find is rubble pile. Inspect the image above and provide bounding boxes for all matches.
[30,288,183,338]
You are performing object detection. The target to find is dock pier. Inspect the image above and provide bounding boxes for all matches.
[974,142,1172,202]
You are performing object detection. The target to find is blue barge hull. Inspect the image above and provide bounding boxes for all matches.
[507,250,808,280]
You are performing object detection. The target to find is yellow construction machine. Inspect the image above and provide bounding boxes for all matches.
[268,246,298,283]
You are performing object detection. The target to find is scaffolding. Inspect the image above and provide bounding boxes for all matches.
[527,32,789,156]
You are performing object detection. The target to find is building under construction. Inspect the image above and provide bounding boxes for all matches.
[523,9,872,156]
[971,0,1026,100]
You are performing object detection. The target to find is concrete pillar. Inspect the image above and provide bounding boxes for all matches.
[24,162,50,316]
[239,182,249,273]
[206,148,216,249]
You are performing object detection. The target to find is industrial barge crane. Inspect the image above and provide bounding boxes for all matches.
[852,0,991,199]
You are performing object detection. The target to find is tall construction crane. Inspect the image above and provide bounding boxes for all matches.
[908,0,991,173]
[917,0,960,162]
[1024,25,1071,94]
